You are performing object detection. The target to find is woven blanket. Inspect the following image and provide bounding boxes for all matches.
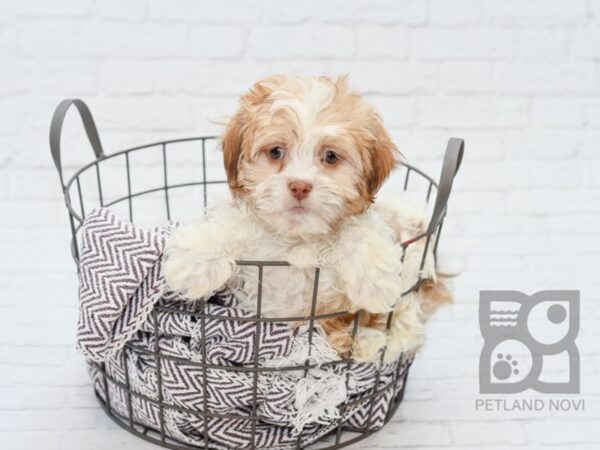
[78,208,411,449]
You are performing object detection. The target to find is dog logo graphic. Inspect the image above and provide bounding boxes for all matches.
[479,290,580,394]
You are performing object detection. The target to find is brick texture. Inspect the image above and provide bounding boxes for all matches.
[1,1,599,449]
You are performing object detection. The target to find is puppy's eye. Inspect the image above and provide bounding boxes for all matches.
[269,147,284,160]
[324,150,338,165]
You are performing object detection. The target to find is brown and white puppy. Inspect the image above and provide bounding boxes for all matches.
[163,75,450,362]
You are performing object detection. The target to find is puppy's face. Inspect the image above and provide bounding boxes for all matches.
[222,75,398,238]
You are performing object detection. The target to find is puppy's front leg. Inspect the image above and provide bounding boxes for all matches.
[163,216,243,300]
[335,218,403,314]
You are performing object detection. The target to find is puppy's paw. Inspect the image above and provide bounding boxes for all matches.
[322,322,388,363]
[342,262,402,314]
[351,327,388,363]
[383,300,426,362]
[162,251,235,300]
[336,219,404,314]
[162,226,236,300]
[163,254,235,300]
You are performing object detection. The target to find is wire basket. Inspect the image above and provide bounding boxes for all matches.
[50,99,463,450]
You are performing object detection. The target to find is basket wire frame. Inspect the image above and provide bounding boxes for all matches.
[51,99,462,450]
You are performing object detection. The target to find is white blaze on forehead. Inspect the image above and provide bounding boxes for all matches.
[269,78,338,136]
[285,152,317,181]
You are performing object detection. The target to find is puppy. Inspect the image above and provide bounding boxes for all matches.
[163,75,451,362]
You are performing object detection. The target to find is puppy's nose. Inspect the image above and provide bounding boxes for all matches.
[288,180,313,201]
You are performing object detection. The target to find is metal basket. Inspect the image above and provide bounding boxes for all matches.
[50,99,463,450]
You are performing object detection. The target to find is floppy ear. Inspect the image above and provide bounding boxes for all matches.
[367,117,400,196]
[221,112,245,194]
[221,75,286,194]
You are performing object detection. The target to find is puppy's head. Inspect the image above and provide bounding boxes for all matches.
[222,75,399,238]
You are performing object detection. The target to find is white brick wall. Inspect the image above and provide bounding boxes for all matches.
[1,0,599,449]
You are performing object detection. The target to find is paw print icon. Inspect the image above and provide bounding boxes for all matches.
[479,290,579,394]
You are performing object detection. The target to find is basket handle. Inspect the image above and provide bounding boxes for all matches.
[426,137,464,234]
[49,99,105,189]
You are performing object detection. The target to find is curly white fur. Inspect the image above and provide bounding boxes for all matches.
[163,197,436,362]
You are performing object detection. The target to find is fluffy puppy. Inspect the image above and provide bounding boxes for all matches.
[163,75,450,362]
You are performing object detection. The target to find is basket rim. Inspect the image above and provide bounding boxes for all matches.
[61,135,444,250]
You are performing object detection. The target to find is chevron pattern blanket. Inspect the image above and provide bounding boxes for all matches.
[78,208,411,449]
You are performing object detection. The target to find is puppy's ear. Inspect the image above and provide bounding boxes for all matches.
[222,75,287,193]
[221,112,245,193]
[367,117,399,196]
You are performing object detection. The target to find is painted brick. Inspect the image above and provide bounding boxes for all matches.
[494,62,598,94]
[1,1,599,448]
[12,0,92,17]
[430,0,482,26]
[441,62,493,93]
[190,25,246,59]
[412,29,516,60]
[357,26,409,59]
[76,24,188,58]
[251,25,355,60]
[486,0,587,26]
